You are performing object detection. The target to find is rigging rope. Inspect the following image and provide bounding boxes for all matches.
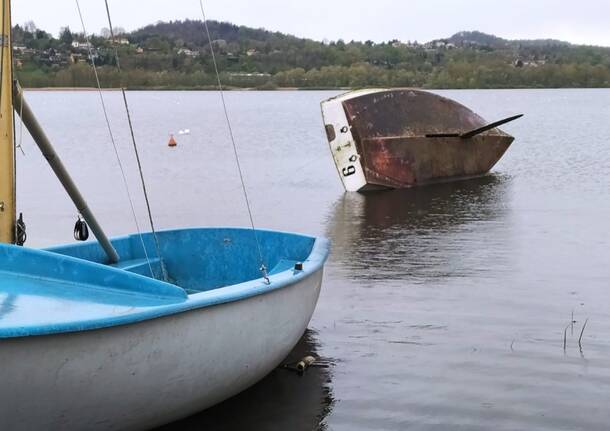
[102,0,169,282]
[8,0,16,239]
[75,0,155,278]
[16,83,23,156]
[198,0,269,284]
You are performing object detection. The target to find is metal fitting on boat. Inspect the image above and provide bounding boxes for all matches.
[260,264,270,285]
[294,262,303,271]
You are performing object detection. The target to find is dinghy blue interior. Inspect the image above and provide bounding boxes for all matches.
[0,228,329,338]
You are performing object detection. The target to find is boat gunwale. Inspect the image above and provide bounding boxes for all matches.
[0,227,330,339]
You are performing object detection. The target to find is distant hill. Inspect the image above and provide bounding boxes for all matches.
[129,19,298,47]
[439,31,571,49]
[12,20,610,89]
[443,31,511,48]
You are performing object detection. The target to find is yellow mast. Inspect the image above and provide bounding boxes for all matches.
[0,0,15,244]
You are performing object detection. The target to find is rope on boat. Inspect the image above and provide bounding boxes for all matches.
[102,0,169,282]
[74,0,156,279]
[198,0,270,284]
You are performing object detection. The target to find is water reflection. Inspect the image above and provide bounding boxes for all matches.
[326,175,512,283]
[158,329,334,430]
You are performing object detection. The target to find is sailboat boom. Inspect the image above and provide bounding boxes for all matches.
[13,83,120,263]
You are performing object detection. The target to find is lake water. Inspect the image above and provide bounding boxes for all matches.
[17,88,610,430]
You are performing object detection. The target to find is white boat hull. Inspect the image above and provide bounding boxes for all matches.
[0,269,323,430]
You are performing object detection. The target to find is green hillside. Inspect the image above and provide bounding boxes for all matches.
[12,21,610,89]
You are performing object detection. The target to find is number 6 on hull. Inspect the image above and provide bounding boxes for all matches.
[321,91,375,192]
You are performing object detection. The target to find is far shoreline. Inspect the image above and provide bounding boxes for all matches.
[23,86,349,92]
[23,86,610,92]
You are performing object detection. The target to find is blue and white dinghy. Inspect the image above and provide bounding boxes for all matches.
[0,1,329,429]
[0,229,328,429]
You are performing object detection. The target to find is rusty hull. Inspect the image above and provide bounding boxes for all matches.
[360,134,513,188]
[335,89,514,190]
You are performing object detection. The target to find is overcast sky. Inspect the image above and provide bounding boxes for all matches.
[11,0,610,47]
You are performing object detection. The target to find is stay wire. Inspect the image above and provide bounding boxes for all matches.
[103,0,168,282]
[16,82,23,156]
[10,0,16,242]
[198,0,269,284]
[75,0,154,278]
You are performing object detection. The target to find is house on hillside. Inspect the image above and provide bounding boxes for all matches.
[177,48,200,57]
[71,41,93,51]
[229,72,271,78]
[70,53,84,64]
[40,48,68,66]
[514,58,547,68]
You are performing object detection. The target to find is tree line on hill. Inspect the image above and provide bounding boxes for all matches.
[11,20,610,89]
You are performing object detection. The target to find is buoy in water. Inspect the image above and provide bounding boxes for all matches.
[168,135,177,147]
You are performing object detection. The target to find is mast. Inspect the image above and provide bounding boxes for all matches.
[0,0,15,244]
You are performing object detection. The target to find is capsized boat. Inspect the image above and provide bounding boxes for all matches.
[321,88,522,192]
[0,1,329,429]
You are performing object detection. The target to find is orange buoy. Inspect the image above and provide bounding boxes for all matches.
[168,134,177,147]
